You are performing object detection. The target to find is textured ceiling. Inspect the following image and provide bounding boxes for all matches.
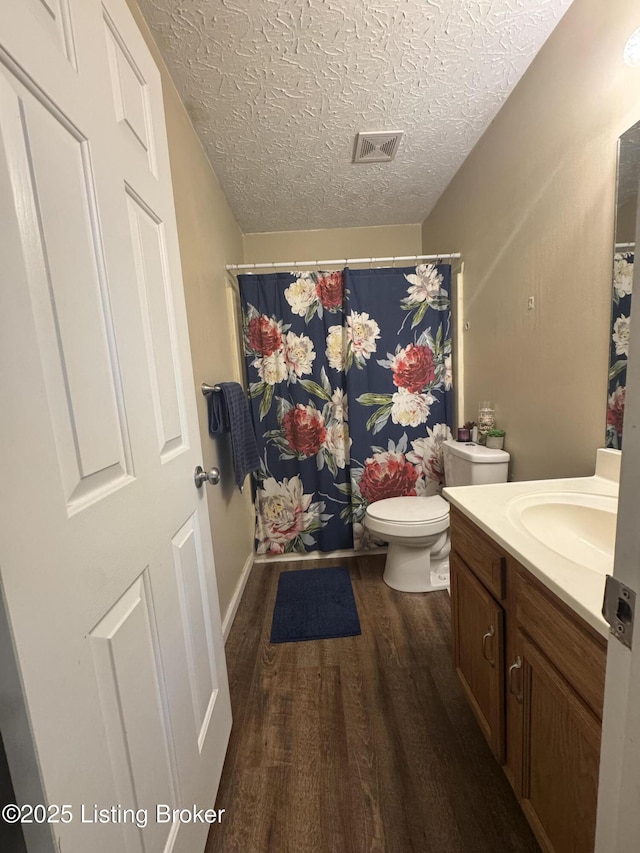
[138,0,574,233]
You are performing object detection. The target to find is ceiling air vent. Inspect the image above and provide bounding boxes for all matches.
[353,131,404,163]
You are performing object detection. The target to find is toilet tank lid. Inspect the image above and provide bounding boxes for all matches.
[443,439,510,463]
[366,495,449,523]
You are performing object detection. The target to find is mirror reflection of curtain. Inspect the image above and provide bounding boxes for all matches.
[238,264,453,555]
[607,252,634,448]
[610,118,640,448]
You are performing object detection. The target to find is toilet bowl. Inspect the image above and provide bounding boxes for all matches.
[365,495,451,592]
[365,439,510,593]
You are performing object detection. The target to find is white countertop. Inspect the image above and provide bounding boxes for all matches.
[443,450,620,638]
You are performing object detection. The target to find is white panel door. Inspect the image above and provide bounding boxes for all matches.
[596,177,640,849]
[0,2,232,852]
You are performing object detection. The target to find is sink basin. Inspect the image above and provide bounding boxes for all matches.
[506,491,617,573]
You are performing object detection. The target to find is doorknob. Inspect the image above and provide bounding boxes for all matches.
[194,465,221,488]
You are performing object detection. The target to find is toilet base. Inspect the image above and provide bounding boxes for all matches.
[382,540,450,593]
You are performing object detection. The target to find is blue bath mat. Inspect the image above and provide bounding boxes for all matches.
[270,567,361,644]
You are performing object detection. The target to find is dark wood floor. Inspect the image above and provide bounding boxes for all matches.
[206,555,539,853]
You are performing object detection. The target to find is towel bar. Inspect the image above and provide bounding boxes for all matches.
[201,383,221,396]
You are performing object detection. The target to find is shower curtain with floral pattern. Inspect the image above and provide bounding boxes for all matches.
[606,252,633,449]
[238,264,453,555]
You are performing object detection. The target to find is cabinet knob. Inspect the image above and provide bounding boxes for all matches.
[508,656,523,702]
[482,625,496,666]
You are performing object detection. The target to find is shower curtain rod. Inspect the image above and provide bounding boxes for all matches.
[225,252,461,272]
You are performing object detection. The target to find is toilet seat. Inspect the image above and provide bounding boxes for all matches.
[365,495,449,539]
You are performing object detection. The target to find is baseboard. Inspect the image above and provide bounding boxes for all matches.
[221,551,254,641]
[253,546,387,565]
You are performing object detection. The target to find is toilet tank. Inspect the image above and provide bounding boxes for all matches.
[442,439,509,486]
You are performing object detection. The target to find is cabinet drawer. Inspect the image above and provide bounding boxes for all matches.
[514,565,606,719]
[450,507,506,601]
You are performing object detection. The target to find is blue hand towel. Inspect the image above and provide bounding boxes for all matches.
[207,382,260,491]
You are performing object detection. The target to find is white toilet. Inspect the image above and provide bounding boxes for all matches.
[365,439,510,592]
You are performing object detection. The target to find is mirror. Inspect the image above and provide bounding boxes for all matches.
[607,120,640,449]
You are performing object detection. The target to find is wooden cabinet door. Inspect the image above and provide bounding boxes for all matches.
[451,551,505,761]
[516,632,601,853]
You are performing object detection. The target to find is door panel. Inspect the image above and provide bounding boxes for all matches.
[20,89,134,508]
[103,9,157,175]
[27,0,77,68]
[90,572,179,853]
[172,513,220,752]
[126,188,187,460]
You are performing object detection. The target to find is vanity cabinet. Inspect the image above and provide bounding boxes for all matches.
[450,506,607,853]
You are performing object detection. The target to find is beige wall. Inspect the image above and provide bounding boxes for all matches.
[128,1,254,624]
[422,0,640,481]
[243,224,421,264]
